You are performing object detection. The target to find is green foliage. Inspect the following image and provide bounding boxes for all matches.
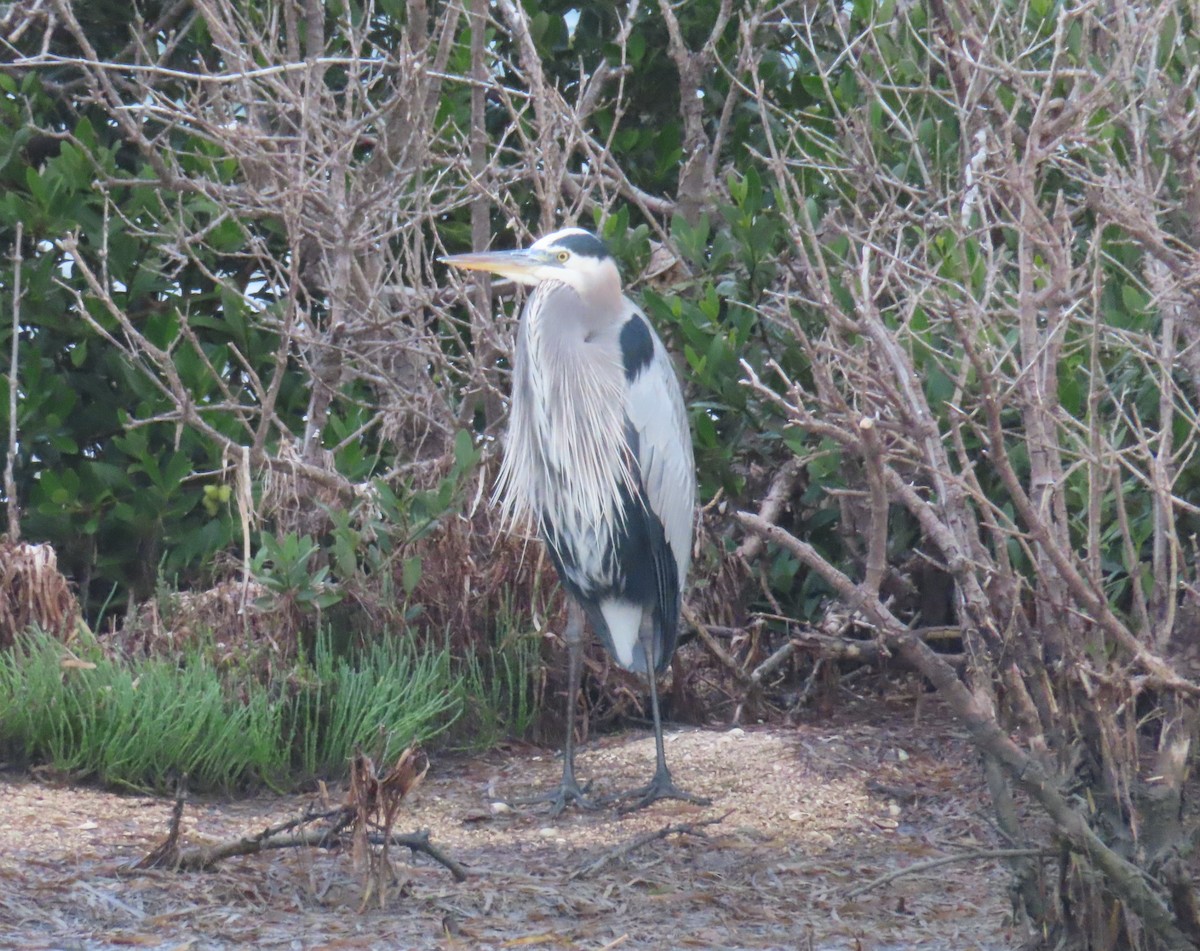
[641,183,792,501]
[0,97,257,613]
[294,431,481,624]
[0,625,536,793]
[0,630,289,791]
[253,532,344,611]
[286,629,458,780]
[447,600,544,749]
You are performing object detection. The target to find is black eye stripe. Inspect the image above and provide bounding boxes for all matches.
[553,232,612,260]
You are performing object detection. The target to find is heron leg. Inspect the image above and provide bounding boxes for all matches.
[507,600,599,815]
[607,622,712,814]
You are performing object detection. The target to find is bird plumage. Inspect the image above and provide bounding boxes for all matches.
[442,226,707,813]
[494,264,693,675]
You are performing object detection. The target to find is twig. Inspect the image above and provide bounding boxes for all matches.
[5,221,21,540]
[569,813,729,881]
[370,831,468,882]
[735,457,802,564]
[843,847,1050,900]
[684,604,755,694]
[791,656,825,711]
[856,415,888,599]
[134,773,188,869]
[751,638,796,685]
[140,809,465,881]
[4,52,374,83]
[134,767,464,882]
[169,820,348,871]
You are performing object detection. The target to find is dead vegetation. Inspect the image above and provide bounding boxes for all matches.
[0,698,1016,950]
[132,746,467,902]
[114,580,274,660]
[0,540,80,649]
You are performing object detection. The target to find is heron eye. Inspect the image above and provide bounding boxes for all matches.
[556,250,570,263]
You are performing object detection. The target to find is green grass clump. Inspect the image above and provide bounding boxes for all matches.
[287,630,459,779]
[0,631,288,790]
[451,630,543,749]
[0,626,538,793]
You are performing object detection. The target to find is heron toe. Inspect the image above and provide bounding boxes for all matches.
[606,765,711,814]
[507,777,601,817]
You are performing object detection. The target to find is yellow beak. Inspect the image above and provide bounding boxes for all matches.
[439,248,556,285]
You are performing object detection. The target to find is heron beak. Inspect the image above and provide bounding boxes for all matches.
[439,248,554,285]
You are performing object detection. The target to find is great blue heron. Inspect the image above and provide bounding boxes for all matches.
[443,227,708,813]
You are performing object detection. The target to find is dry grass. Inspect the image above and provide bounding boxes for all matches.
[406,504,560,657]
[0,540,80,649]
[114,580,278,661]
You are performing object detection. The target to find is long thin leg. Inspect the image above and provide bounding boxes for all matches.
[507,600,599,815]
[557,599,592,804]
[609,621,712,813]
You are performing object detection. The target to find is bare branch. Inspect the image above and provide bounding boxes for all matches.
[5,222,21,541]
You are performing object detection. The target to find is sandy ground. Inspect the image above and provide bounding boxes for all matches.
[0,698,1022,950]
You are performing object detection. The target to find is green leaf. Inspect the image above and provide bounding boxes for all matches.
[402,556,423,596]
[692,410,717,448]
[808,439,843,480]
[627,31,645,64]
[313,590,344,610]
[48,432,79,454]
[453,429,479,471]
[1121,284,1148,315]
[782,427,807,456]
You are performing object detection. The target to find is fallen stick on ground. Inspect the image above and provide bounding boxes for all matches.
[843,847,1050,900]
[134,748,465,882]
[569,812,730,881]
[161,822,465,879]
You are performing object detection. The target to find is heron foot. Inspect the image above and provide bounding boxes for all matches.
[506,778,601,817]
[604,767,711,814]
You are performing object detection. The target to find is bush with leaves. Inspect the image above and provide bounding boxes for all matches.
[6,1,1200,943]
[728,2,1200,946]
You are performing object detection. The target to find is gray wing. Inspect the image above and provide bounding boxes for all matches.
[621,305,696,596]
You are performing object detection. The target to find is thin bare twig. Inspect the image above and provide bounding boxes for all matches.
[569,813,729,881]
[4,221,21,540]
[843,848,1050,900]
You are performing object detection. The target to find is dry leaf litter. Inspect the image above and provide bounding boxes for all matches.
[0,697,1021,950]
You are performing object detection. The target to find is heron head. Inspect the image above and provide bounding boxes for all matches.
[441,227,622,300]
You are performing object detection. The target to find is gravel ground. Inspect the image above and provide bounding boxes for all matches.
[0,699,1022,950]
